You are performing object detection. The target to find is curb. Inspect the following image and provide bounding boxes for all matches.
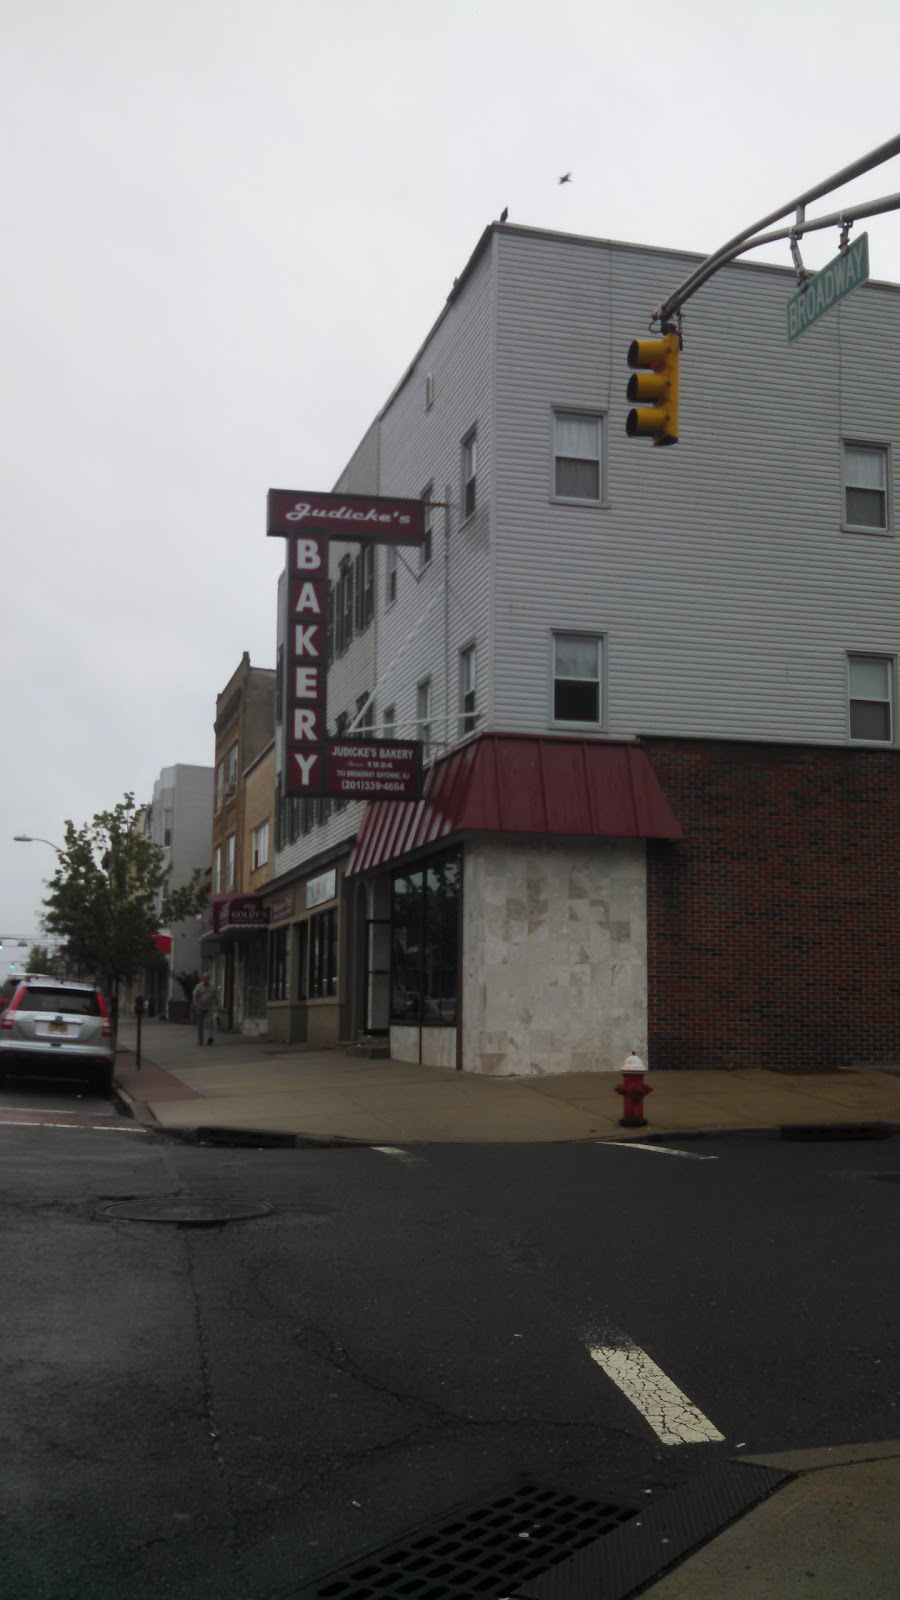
[111,1079,161,1129]
[605,1121,899,1146]
[160,1124,371,1150]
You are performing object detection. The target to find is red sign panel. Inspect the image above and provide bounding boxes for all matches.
[268,489,425,545]
[326,740,422,800]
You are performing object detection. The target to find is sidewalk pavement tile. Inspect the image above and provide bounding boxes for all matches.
[642,1456,900,1598]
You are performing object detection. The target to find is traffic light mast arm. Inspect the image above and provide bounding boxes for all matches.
[653,131,900,325]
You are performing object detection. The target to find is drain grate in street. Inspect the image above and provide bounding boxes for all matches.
[98,1197,272,1225]
[296,1482,638,1599]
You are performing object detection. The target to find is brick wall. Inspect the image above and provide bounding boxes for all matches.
[644,739,900,1072]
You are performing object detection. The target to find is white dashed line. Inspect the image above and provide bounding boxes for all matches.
[604,1142,717,1160]
[588,1340,725,1445]
[0,1119,145,1132]
[371,1145,420,1163]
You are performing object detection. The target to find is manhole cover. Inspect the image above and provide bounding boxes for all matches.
[294,1482,637,1599]
[99,1198,273,1225]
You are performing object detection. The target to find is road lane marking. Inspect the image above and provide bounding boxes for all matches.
[588,1340,725,1445]
[603,1142,717,1160]
[0,1118,145,1132]
[371,1145,421,1163]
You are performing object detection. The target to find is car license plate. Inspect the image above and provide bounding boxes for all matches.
[48,1020,67,1034]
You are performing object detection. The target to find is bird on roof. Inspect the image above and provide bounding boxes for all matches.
[558,172,572,184]
[499,207,508,223]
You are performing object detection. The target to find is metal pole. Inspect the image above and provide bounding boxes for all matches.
[655,133,900,323]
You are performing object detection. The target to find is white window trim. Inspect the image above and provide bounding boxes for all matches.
[550,630,607,731]
[842,440,892,536]
[550,406,608,507]
[461,429,477,524]
[225,833,236,890]
[252,819,270,871]
[419,484,434,573]
[847,652,895,744]
[458,642,477,738]
[214,846,222,894]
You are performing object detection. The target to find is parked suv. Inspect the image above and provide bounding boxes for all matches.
[0,977,116,1094]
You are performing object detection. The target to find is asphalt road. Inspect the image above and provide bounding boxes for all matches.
[1,1081,898,1598]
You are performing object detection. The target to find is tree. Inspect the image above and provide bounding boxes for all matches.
[42,793,210,1026]
[26,943,62,976]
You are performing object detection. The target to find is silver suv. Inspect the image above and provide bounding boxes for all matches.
[0,977,116,1094]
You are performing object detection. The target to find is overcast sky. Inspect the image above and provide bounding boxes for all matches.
[3,0,900,938]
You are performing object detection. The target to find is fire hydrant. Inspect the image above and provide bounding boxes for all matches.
[616,1053,652,1127]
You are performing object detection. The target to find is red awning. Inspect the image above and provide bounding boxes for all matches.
[345,734,682,876]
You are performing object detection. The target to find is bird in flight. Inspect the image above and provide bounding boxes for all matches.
[558,172,572,184]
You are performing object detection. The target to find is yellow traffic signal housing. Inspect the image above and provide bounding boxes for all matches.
[626,332,680,446]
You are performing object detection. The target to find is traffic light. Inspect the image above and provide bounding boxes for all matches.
[626,331,680,446]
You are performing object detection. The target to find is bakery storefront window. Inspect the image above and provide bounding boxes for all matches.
[391,850,460,1025]
[309,907,338,998]
[268,927,288,1001]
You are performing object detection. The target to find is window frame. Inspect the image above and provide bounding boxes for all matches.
[461,430,477,522]
[420,483,434,570]
[213,845,222,894]
[847,652,895,744]
[458,643,477,738]
[551,631,606,730]
[225,833,236,890]
[551,407,606,506]
[252,819,269,871]
[226,743,238,793]
[309,907,338,999]
[416,677,432,760]
[842,440,891,535]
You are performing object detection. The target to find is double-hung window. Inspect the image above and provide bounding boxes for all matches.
[421,484,434,569]
[225,833,236,890]
[252,820,269,871]
[226,743,238,794]
[417,678,432,759]
[214,846,222,894]
[552,633,603,725]
[848,655,894,742]
[462,432,477,520]
[844,443,889,532]
[459,644,476,736]
[554,411,602,501]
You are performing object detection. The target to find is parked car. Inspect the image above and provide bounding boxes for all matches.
[0,972,54,1013]
[0,977,116,1094]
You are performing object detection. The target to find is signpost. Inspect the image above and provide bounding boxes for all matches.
[268,488,429,801]
[786,232,869,341]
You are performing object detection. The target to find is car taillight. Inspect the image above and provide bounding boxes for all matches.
[1,987,25,1029]
[97,992,113,1037]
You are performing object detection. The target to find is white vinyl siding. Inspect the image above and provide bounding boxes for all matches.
[491,227,900,747]
[417,678,432,758]
[848,655,893,742]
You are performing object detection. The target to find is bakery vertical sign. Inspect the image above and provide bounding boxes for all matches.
[267,489,426,801]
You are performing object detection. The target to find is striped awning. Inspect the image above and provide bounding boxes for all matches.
[345,734,682,876]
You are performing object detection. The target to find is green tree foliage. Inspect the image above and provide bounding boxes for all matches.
[26,943,61,975]
[42,794,210,1017]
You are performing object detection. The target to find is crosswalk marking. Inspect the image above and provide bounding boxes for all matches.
[604,1141,718,1160]
[589,1339,725,1445]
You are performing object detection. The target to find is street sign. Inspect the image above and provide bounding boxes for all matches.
[787,232,869,341]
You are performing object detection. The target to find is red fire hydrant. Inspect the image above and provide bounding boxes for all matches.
[616,1053,652,1128]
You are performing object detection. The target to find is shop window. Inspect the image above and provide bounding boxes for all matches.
[268,927,288,1000]
[391,850,460,1026]
[309,907,338,998]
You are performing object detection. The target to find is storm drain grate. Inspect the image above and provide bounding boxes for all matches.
[296,1482,638,1599]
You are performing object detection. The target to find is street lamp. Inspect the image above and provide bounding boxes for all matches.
[13,835,62,853]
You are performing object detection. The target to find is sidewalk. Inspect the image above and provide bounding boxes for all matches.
[114,1019,900,1144]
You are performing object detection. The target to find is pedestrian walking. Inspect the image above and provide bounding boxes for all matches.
[191,972,218,1045]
